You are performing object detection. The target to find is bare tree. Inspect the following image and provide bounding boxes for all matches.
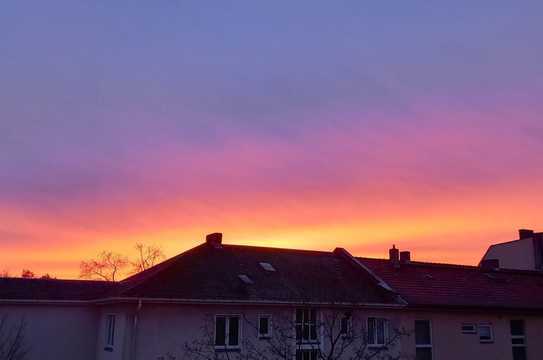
[0,315,28,360]
[79,251,128,281]
[130,243,165,274]
[182,308,408,360]
[20,270,34,279]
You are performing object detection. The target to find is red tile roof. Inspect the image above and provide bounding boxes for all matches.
[358,257,543,311]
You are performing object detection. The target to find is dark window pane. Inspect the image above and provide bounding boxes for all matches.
[376,319,385,345]
[416,348,432,360]
[510,320,525,336]
[512,338,525,345]
[512,347,527,360]
[479,325,493,342]
[259,317,269,335]
[415,320,431,345]
[310,324,317,340]
[296,309,303,323]
[106,315,115,346]
[215,316,226,346]
[228,317,239,346]
[296,324,302,341]
[368,318,376,344]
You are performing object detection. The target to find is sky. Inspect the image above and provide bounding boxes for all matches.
[1,2,543,279]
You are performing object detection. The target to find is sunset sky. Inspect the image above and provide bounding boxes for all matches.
[1,2,543,279]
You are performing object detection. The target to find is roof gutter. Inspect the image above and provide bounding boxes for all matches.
[94,297,408,309]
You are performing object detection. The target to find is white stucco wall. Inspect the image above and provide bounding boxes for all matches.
[397,310,543,360]
[0,304,98,360]
[4,302,543,360]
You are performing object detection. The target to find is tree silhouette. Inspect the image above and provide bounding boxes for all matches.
[130,243,165,274]
[181,308,409,360]
[20,270,34,279]
[79,251,128,281]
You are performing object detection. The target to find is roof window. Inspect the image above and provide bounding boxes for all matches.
[259,262,276,272]
[238,274,254,284]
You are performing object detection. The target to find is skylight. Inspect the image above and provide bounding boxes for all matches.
[259,262,276,272]
[238,274,254,284]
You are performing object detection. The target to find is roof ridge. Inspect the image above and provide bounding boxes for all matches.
[357,257,543,275]
[223,243,333,255]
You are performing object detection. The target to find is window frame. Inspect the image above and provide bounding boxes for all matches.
[461,323,477,334]
[104,313,116,352]
[295,348,320,360]
[367,317,389,347]
[478,323,494,344]
[214,314,242,350]
[295,308,319,345]
[258,314,272,339]
[414,319,432,360]
[510,320,527,360]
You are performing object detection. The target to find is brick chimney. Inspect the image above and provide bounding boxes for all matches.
[206,233,222,248]
[389,245,399,266]
[400,251,411,263]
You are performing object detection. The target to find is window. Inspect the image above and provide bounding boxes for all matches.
[511,320,527,360]
[296,309,318,344]
[258,315,271,338]
[367,317,388,346]
[215,315,241,349]
[461,323,477,334]
[478,323,494,343]
[259,262,276,272]
[296,349,319,360]
[415,320,432,360]
[340,314,352,337]
[105,314,116,350]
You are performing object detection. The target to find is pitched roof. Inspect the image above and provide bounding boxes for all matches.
[117,243,397,305]
[0,277,114,301]
[358,257,543,311]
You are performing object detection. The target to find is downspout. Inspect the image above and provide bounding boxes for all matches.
[132,299,143,360]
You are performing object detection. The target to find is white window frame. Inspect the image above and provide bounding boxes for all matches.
[214,314,242,350]
[478,323,494,343]
[295,308,320,345]
[415,319,433,359]
[461,323,477,334]
[104,313,116,351]
[258,314,272,339]
[367,317,389,347]
[510,319,527,357]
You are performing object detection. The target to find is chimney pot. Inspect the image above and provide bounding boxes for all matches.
[389,245,399,264]
[206,233,222,248]
[519,229,534,239]
[400,251,411,263]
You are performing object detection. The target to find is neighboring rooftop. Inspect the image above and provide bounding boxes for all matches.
[0,278,114,301]
[2,231,543,311]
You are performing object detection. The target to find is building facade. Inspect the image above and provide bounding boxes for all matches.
[1,232,543,360]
